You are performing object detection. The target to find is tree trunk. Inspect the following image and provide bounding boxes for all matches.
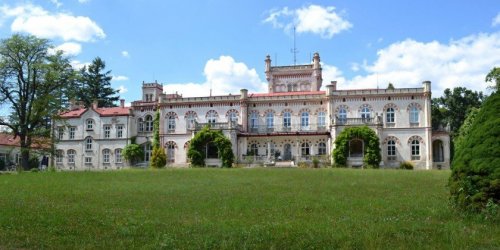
[19,135,30,170]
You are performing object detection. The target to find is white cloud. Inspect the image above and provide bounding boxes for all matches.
[163,56,266,97]
[70,60,90,69]
[118,85,128,94]
[78,0,90,3]
[48,42,82,56]
[121,51,130,58]
[493,12,500,27]
[1,3,105,42]
[50,0,62,8]
[326,32,500,96]
[263,5,352,39]
[112,75,129,81]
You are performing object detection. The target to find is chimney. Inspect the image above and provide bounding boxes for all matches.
[120,99,125,108]
[92,100,98,110]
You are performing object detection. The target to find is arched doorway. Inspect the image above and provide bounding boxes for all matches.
[349,139,364,157]
[433,140,444,162]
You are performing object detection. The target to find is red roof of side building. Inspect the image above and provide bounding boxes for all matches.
[249,91,325,97]
[0,133,50,150]
[60,107,131,118]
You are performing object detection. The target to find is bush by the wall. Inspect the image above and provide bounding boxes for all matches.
[449,91,500,214]
[399,161,414,170]
[187,126,234,168]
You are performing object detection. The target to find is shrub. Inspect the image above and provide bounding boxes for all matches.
[30,168,39,173]
[123,144,144,165]
[449,91,500,213]
[150,147,166,169]
[187,126,234,168]
[297,162,310,168]
[332,126,381,168]
[399,161,414,170]
[312,157,320,168]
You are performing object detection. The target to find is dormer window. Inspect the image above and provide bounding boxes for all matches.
[86,119,94,130]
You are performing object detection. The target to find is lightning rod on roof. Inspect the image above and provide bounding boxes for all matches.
[290,26,299,65]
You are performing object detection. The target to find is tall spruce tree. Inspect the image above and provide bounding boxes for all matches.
[77,57,119,108]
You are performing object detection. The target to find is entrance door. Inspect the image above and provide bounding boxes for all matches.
[283,144,292,160]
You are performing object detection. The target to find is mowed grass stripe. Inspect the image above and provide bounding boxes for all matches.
[0,168,497,249]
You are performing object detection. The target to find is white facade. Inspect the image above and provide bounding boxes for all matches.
[55,53,450,170]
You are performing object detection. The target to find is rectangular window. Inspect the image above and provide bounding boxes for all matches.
[115,149,122,163]
[103,151,110,164]
[318,112,326,128]
[387,142,396,161]
[116,125,123,138]
[56,151,63,163]
[104,125,111,139]
[69,127,76,139]
[85,157,92,165]
[57,127,64,140]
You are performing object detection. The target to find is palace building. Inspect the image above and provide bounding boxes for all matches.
[54,53,450,170]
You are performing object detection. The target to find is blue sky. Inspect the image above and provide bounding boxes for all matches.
[0,0,499,104]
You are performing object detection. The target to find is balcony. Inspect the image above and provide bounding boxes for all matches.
[246,124,328,134]
[191,122,242,131]
[333,117,382,126]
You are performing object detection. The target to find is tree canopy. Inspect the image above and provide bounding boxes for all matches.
[76,57,119,108]
[485,67,500,93]
[0,34,74,169]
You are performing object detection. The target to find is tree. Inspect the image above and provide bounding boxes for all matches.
[485,67,500,92]
[77,57,119,108]
[449,91,500,214]
[122,144,143,166]
[150,107,166,168]
[431,87,484,135]
[387,82,395,90]
[0,34,72,170]
[453,107,480,154]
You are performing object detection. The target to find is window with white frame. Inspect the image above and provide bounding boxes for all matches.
[361,107,371,120]
[102,149,110,164]
[386,108,395,124]
[387,140,396,161]
[249,143,258,155]
[145,115,153,132]
[207,111,217,124]
[228,111,238,123]
[144,143,152,162]
[116,125,123,138]
[318,112,326,128]
[103,125,111,138]
[411,139,420,160]
[283,112,291,129]
[168,116,176,132]
[266,112,274,129]
[301,142,310,156]
[250,112,258,130]
[115,149,122,163]
[301,112,309,130]
[85,137,93,151]
[186,114,196,129]
[85,157,92,165]
[57,127,64,140]
[167,144,175,163]
[138,118,144,132]
[410,106,419,124]
[318,142,327,155]
[338,108,347,124]
[67,150,76,164]
[56,150,64,163]
[86,119,94,130]
[69,127,76,139]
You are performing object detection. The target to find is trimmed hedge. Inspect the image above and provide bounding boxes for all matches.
[449,92,500,213]
[187,126,234,168]
[332,126,381,168]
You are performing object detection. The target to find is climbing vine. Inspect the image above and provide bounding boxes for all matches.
[187,126,234,168]
[332,126,381,168]
[150,107,166,168]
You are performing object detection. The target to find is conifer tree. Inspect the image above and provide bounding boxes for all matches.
[77,57,119,108]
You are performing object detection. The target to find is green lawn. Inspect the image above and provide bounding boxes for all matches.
[0,168,498,249]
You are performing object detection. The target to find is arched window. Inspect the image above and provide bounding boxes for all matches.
[115,149,122,163]
[145,115,153,132]
[266,112,274,130]
[138,118,144,132]
[102,149,110,164]
[318,112,326,128]
[167,116,176,132]
[411,140,420,160]
[301,112,310,130]
[301,143,310,156]
[250,112,258,131]
[167,144,175,163]
[85,137,93,151]
[386,107,395,123]
[86,119,94,130]
[265,143,276,157]
[318,142,327,155]
[56,150,64,163]
[338,108,347,124]
[410,106,419,124]
[283,112,291,129]
[387,140,396,161]
[361,107,370,120]
[207,111,217,124]
[67,149,76,164]
[143,143,152,162]
[186,112,196,129]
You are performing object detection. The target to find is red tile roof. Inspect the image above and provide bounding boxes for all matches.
[0,133,50,149]
[249,91,325,97]
[0,133,19,147]
[60,107,131,118]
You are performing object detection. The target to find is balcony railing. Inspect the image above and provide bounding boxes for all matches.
[246,124,328,134]
[333,117,382,126]
[191,122,242,131]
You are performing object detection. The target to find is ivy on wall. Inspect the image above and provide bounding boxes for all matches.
[332,126,381,168]
[187,126,234,168]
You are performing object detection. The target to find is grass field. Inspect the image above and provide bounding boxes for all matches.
[0,168,498,249]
